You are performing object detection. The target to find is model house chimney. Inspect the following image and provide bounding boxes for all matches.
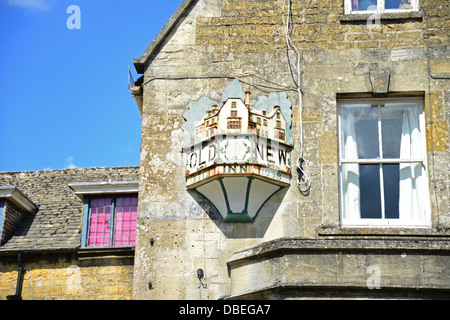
[245,91,250,108]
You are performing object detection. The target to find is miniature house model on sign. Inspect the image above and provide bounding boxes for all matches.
[183,80,293,222]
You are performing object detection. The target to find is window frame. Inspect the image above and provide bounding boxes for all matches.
[227,119,241,130]
[337,97,431,227]
[82,193,138,248]
[344,0,419,14]
[276,129,285,141]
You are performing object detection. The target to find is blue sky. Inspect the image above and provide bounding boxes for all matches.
[0,0,183,171]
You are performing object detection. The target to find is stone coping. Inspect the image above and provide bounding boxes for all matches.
[227,237,450,266]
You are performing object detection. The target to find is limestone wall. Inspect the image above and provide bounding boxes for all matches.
[134,0,449,299]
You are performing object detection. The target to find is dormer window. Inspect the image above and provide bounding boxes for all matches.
[86,195,137,247]
[0,186,38,246]
[69,181,139,248]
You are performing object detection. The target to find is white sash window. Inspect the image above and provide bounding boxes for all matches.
[344,0,419,14]
[338,98,430,227]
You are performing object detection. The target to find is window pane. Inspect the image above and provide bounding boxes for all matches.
[380,107,403,158]
[353,0,377,11]
[383,164,400,219]
[341,105,379,159]
[359,164,382,219]
[88,197,112,247]
[385,0,411,9]
[383,102,421,159]
[355,118,379,159]
[114,196,138,246]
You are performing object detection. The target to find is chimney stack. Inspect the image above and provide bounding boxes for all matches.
[245,91,250,108]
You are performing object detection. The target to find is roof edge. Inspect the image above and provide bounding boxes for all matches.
[0,165,139,175]
[69,180,139,199]
[0,186,38,213]
[134,0,197,74]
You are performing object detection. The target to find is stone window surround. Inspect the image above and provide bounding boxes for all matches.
[321,91,446,237]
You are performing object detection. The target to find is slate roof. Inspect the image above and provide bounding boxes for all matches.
[0,167,139,254]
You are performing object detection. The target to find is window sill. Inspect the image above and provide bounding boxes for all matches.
[318,225,449,237]
[77,246,135,260]
[340,11,423,23]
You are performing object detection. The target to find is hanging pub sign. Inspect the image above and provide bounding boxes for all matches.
[182,80,293,222]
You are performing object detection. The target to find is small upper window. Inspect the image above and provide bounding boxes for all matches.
[345,0,418,14]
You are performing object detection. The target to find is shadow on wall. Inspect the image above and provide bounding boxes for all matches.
[188,187,288,239]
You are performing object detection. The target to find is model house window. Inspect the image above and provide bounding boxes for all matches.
[276,129,285,141]
[227,119,241,129]
[338,98,430,226]
[86,195,138,247]
[231,101,237,108]
[345,0,418,13]
[207,128,215,137]
[263,119,268,126]
[231,110,238,117]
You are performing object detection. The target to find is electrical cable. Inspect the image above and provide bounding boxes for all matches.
[139,1,312,195]
[422,8,450,81]
[141,74,299,94]
[282,0,311,196]
[198,203,208,300]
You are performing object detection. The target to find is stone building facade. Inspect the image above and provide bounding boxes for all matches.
[0,167,138,300]
[131,0,449,299]
[1,0,449,300]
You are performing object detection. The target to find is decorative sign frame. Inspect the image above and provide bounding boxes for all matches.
[183,80,293,222]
